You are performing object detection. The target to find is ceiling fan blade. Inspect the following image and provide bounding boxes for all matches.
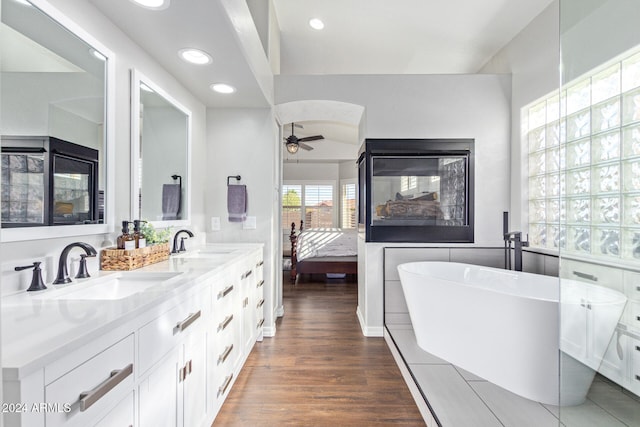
[299,142,314,151]
[294,123,304,129]
[297,135,324,142]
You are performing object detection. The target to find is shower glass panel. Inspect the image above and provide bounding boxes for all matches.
[560,0,640,424]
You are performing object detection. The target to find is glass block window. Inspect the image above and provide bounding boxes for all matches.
[524,47,640,261]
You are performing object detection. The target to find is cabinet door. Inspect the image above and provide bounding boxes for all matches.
[139,349,179,427]
[182,326,207,427]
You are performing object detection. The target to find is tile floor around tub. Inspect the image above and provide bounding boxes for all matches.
[386,324,640,427]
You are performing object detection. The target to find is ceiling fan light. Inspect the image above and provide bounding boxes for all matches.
[286,142,299,154]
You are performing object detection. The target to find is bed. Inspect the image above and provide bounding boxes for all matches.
[289,221,358,283]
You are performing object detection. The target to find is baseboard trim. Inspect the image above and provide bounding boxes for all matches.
[356,306,383,337]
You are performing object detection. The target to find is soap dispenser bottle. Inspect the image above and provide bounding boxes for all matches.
[117,221,135,250]
[133,220,146,249]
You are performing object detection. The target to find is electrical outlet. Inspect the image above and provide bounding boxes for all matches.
[211,217,221,231]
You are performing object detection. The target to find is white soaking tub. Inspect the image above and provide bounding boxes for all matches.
[397,261,626,406]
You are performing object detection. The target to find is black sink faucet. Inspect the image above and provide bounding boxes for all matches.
[53,242,98,285]
[172,229,194,254]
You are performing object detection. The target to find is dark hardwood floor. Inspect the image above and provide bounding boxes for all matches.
[213,273,426,426]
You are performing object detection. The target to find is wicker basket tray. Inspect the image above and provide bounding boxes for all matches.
[100,243,170,271]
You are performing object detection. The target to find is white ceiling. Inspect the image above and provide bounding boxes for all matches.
[273,0,555,75]
[84,0,554,159]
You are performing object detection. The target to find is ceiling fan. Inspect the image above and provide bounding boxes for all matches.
[284,123,324,154]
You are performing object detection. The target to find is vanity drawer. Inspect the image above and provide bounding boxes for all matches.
[561,259,624,292]
[624,271,640,302]
[625,302,640,332]
[138,293,205,375]
[94,392,134,427]
[45,334,134,427]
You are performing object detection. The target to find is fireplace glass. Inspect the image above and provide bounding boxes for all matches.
[359,139,474,242]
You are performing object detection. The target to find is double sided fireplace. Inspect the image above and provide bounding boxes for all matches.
[358,139,474,243]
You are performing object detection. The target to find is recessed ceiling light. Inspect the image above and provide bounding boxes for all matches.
[130,0,170,10]
[210,83,236,94]
[178,48,212,65]
[309,18,324,30]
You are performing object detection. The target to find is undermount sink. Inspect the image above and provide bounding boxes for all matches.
[174,248,235,259]
[50,271,183,301]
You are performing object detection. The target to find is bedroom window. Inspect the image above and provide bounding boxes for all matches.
[304,184,334,228]
[341,182,356,229]
[282,184,302,230]
[523,47,640,261]
[282,182,336,229]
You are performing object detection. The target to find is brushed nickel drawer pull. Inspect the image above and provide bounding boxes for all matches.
[217,373,233,397]
[243,297,249,308]
[256,279,264,289]
[573,271,598,282]
[218,314,234,332]
[218,285,234,299]
[636,345,640,352]
[218,344,234,365]
[79,363,133,412]
[257,298,264,309]
[241,270,252,279]
[187,359,192,375]
[257,318,265,329]
[637,316,640,322]
[176,310,201,332]
[636,286,640,292]
[636,375,640,382]
[256,260,264,267]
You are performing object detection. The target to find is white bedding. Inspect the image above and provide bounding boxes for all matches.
[296,228,358,261]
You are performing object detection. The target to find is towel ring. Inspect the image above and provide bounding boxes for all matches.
[227,175,241,186]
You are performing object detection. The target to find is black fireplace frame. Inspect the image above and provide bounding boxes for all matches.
[358,138,475,243]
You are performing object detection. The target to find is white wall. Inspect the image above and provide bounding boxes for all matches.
[1,0,207,293]
[480,2,560,233]
[283,162,339,182]
[275,73,511,335]
[206,108,280,336]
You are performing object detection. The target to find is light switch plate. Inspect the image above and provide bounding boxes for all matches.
[211,217,220,231]
[243,216,257,230]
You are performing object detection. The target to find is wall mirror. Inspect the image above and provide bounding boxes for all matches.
[0,0,114,242]
[131,69,191,227]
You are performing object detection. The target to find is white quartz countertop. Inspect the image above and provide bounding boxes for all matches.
[1,243,263,379]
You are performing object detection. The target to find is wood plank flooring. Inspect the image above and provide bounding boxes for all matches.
[213,274,426,426]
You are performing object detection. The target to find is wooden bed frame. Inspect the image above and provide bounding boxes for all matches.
[289,221,358,283]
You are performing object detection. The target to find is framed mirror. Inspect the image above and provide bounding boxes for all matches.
[131,69,191,227]
[0,0,115,242]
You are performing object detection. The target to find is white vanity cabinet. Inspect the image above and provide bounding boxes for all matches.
[255,255,265,341]
[208,268,241,415]
[3,332,135,427]
[2,244,264,427]
[137,286,210,427]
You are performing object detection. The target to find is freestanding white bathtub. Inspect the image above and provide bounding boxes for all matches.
[397,261,627,406]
